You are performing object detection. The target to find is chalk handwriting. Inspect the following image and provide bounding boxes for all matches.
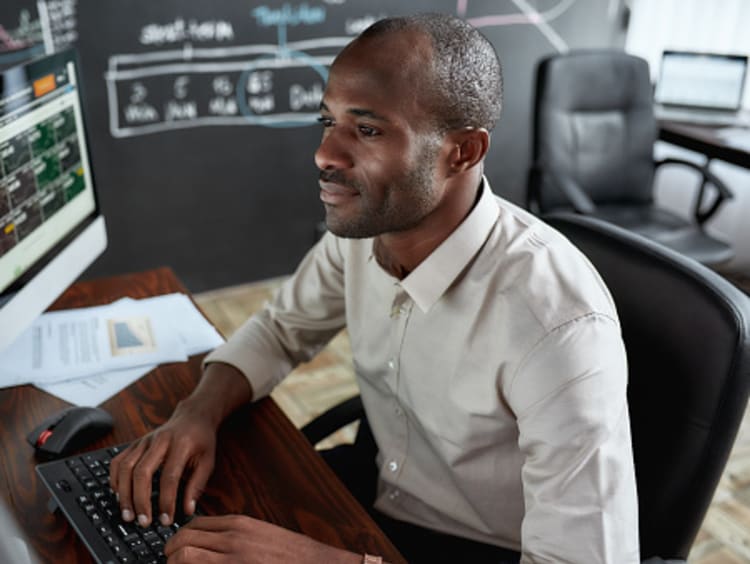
[165,101,197,121]
[289,83,323,111]
[140,18,235,46]
[251,4,326,28]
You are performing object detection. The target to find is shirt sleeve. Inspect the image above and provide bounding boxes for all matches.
[203,232,348,400]
[509,313,640,563]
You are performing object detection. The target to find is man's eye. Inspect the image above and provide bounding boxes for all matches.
[358,125,379,137]
[317,116,334,127]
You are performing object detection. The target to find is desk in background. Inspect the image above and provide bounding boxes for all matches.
[0,267,404,563]
[658,120,750,169]
[657,120,750,279]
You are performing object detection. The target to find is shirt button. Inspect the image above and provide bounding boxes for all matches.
[387,359,396,370]
[394,406,403,416]
[388,460,399,472]
[389,489,400,501]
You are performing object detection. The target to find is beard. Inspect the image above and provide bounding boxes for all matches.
[322,141,441,239]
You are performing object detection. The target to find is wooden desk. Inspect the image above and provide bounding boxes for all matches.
[659,120,750,169]
[0,267,404,563]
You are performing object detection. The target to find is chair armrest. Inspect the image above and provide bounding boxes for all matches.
[300,395,364,446]
[655,157,733,224]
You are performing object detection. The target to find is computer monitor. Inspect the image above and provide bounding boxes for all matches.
[0,49,106,353]
[654,50,748,111]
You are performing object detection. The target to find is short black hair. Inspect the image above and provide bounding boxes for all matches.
[360,13,503,132]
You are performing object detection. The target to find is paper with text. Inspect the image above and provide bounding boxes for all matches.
[0,293,224,393]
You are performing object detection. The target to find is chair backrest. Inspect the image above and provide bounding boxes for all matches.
[532,50,658,211]
[545,211,750,560]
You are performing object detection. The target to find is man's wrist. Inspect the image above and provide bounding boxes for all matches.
[177,362,253,428]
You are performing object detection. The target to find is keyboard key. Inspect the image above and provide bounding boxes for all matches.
[134,545,152,558]
[156,525,174,542]
[117,522,139,539]
[92,466,108,478]
[148,539,165,554]
[73,468,92,482]
[55,479,72,492]
[66,458,84,470]
[108,445,125,457]
[111,542,125,555]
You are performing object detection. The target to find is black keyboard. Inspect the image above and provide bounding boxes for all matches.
[36,443,196,564]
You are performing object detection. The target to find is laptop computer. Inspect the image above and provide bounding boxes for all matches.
[654,50,749,126]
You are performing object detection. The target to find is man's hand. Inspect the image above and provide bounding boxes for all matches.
[109,400,217,528]
[164,515,363,564]
[109,363,253,528]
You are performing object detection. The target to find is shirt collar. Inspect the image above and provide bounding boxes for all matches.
[399,176,499,313]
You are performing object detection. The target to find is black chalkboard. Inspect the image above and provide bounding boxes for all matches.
[1,1,627,291]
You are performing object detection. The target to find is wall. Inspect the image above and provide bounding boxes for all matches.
[2,0,628,291]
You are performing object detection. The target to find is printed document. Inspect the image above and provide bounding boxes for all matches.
[0,293,224,392]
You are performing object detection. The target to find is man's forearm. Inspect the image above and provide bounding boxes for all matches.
[176,362,254,429]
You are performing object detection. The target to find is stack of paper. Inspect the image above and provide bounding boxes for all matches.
[0,293,224,406]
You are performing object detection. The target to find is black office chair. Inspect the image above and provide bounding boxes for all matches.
[548,212,750,560]
[302,213,750,562]
[527,49,735,268]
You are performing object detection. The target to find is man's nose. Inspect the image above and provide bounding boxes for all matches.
[314,130,353,171]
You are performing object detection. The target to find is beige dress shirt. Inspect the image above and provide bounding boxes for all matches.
[205,179,640,563]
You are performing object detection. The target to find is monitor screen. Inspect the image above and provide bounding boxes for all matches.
[654,50,748,110]
[0,49,106,353]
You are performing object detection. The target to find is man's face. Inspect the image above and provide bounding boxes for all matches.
[314,32,447,239]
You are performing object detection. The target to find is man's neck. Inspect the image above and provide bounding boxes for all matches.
[373,173,483,279]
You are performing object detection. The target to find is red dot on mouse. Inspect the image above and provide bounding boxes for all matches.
[37,429,54,447]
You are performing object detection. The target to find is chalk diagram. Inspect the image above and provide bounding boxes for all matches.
[104,0,582,138]
[105,4,360,138]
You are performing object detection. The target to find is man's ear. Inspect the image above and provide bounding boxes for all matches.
[445,128,490,175]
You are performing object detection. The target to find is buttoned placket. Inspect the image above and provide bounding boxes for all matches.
[382,286,412,503]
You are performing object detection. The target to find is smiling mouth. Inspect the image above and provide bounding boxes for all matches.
[319,181,360,205]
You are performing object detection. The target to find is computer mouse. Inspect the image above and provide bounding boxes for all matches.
[26,406,114,458]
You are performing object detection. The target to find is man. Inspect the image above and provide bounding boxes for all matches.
[110,13,640,563]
